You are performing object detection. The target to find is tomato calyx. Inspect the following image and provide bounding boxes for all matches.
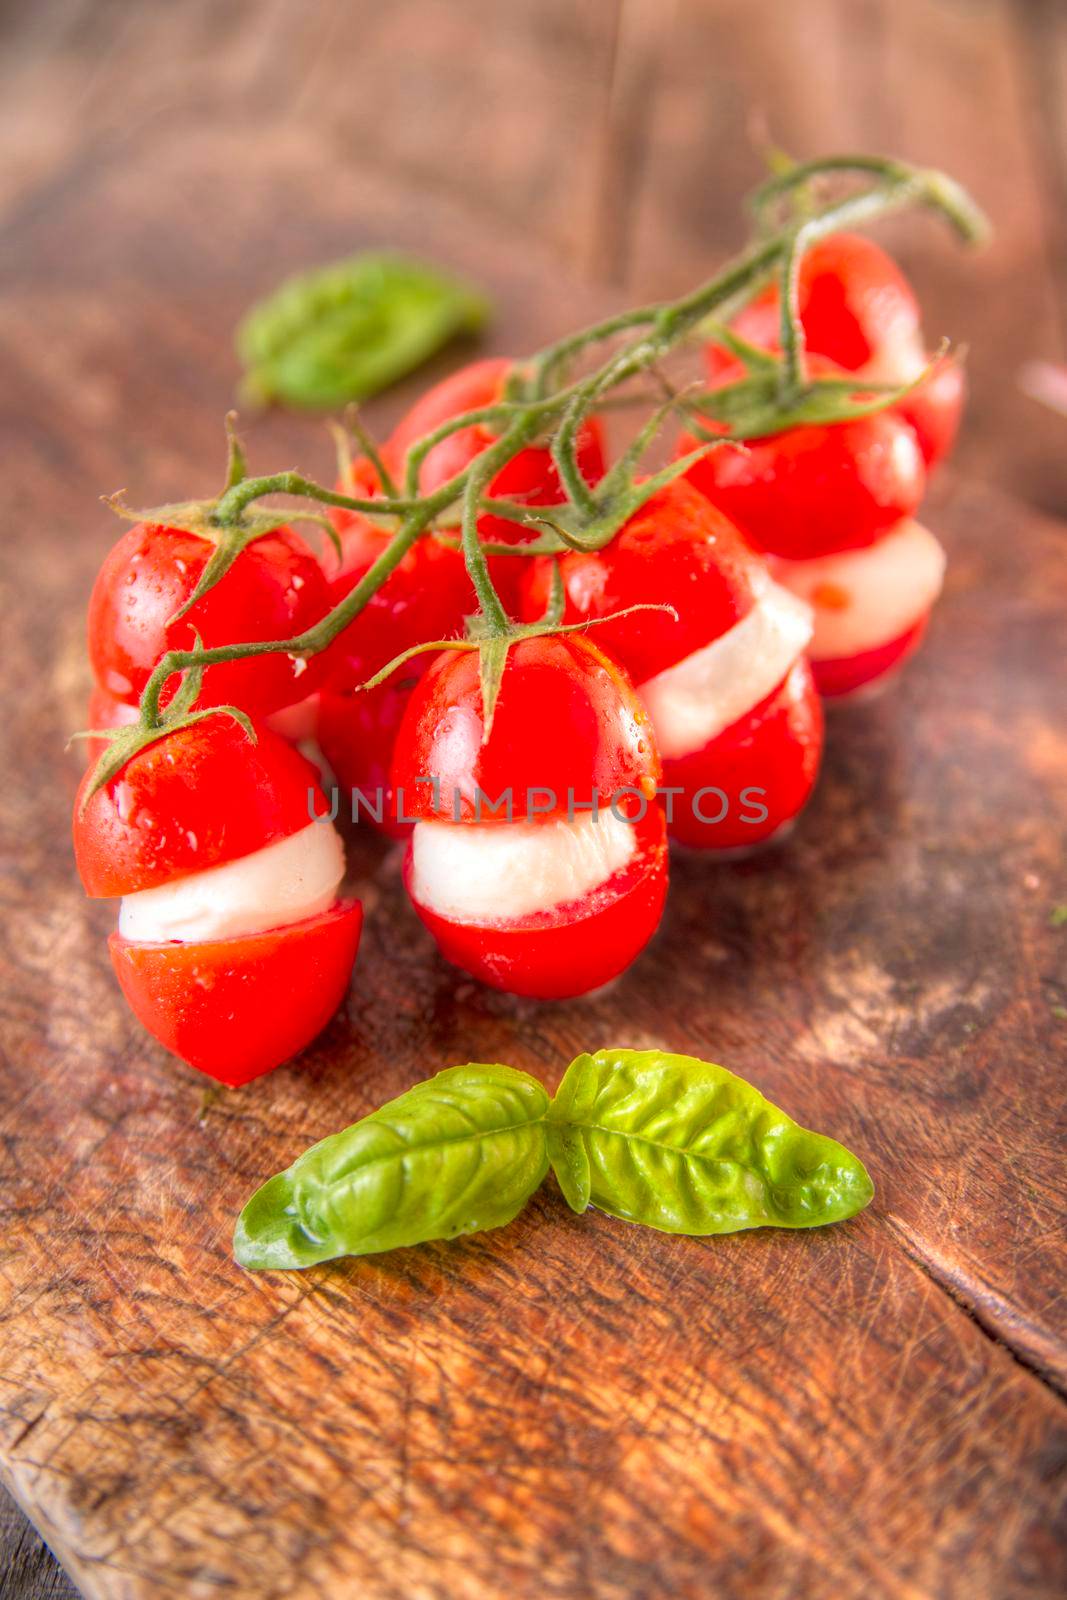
[74,635,256,810]
[685,336,949,442]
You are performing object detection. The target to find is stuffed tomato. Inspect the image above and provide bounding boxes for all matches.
[708,232,964,469]
[73,716,361,1085]
[520,479,822,851]
[677,356,942,701]
[390,634,667,998]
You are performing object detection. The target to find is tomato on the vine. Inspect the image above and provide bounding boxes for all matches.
[678,355,926,559]
[709,233,963,468]
[520,478,822,850]
[389,357,606,607]
[73,716,361,1084]
[391,634,667,997]
[88,521,330,716]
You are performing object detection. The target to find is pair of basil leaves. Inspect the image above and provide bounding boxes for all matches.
[234,1051,873,1271]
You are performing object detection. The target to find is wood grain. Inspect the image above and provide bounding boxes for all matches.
[1,2,1066,1596]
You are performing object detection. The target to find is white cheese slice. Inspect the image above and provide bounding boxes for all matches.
[857,327,927,385]
[118,821,345,943]
[410,809,636,924]
[769,519,945,662]
[637,580,814,760]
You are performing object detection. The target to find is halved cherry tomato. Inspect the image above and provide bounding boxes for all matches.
[709,234,962,469]
[109,903,362,1087]
[805,617,929,701]
[393,634,659,822]
[678,355,925,559]
[403,807,667,1000]
[662,660,823,851]
[389,357,606,609]
[88,521,330,715]
[391,634,666,996]
[519,479,821,850]
[74,716,358,1082]
[73,717,328,897]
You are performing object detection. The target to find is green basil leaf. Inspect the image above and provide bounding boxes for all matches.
[236,252,490,411]
[234,1063,548,1270]
[548,1049,873,1234]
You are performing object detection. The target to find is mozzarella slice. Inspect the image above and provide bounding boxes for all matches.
[769,520,945,662]
[857,327,927,386]
[637,580,813,760]
[410,809,636,924]
[118,821,345,943]
[265,693,320,743]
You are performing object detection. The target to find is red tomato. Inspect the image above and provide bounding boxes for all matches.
[389,358,606,609]
[678,355,925,559]
[392,634,666,996]
[73,716,327,897]
[320,456,472,693]
[808,616,929,701]
[518,479,821,850]
[709,234,962,470]
[662,660,823,851]
[403,807,667,1000]
[74,715,360,1083]
[317,677,417,840]
[392,634,659,822]
[109,903,362,1086]
[88,521,329,716]
[518,478,761,681]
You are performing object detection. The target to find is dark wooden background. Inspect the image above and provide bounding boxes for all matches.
[1,2,1065,1597]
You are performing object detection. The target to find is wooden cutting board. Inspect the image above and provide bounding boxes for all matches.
[1,134,1065,1600]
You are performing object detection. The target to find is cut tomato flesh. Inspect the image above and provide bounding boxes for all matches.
[811,617,928,700]
[109,901,363,1086]
[404,808,667,999]
[662,659,823,851]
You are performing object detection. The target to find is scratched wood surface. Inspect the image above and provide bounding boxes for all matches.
[1,2,1066,1597]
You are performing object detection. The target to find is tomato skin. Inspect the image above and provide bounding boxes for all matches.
[404,806,667,999]
[679,356,925,559]
[317,678,416,839]
[320,458,472,693]
[518,479,761,680]
[662,660,822,851]
[709,234,961,470]
[392,634,660,823]
[88,522,330,715]
[810,616,928,701]
[74,717,327,898]
[389,357,606,609]
[109,901,363,1085]
[726,234,921,373]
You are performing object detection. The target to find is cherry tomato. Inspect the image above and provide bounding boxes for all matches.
[109,904,362,1087]
[391,634,666,997]
[402,806,667,1000]
[392,634,659,822]
[678,355,925,558]
[74,716,327,897]
[662,660,823,851]
[710,234,962,469]
[805,617,929,701]
[519,479,822,850]
[389,357,606,609]
[88,520,330,716]
[320,455,473,693]
[74,716,359,1082]
[317,676,417,840]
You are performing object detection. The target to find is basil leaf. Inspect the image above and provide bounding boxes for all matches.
[236,252,490,411]
[548,1049,873,1234]
[234,1063,548,1270]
